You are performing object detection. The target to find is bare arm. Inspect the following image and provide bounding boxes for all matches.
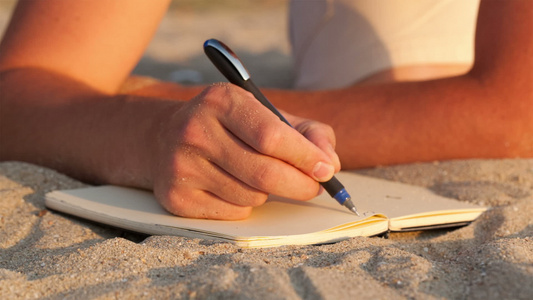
[2,0,529,219]
[0,0,170,93]
[0,0,172,184]
[0,1,340,219]
[264,0,533,168]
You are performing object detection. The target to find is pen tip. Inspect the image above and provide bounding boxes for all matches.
[343,198,360,216]
[351,207,360,216]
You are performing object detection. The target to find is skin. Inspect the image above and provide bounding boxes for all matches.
[0,0,339,220]
[266,0,533,167]
[0,0,531,219]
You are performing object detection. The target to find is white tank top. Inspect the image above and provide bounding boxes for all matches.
[289,0,480,89]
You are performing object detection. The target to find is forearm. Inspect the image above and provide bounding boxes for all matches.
[0,68,343,219]
[0,68,178,188]
[266,73,532,168]
[267,0,533,169]
[0,0,170,93]
[114,72,533,170]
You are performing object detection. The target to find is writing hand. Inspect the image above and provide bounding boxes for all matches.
[150,83,340,220]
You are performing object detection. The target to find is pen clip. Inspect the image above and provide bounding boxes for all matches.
[204,39,251,83]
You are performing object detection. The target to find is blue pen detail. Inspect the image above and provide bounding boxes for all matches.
[333,189,350,205]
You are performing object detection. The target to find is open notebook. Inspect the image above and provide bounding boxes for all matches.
[45,172,486,248]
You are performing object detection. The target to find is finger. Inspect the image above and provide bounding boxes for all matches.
[152,154,251,220]
[201,159,270,207]
[153,149,267,218]
[160,188,253,220]
[151,150,253,220]
[213,86,336,182]
[170,99,321,201]
[209,125,321,200]
[287,115,341,172]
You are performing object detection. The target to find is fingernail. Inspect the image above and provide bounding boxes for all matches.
[313,162,335,182]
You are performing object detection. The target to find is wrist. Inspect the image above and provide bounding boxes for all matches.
[99,95,186,191]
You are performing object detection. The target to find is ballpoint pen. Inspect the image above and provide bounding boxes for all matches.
[203,38,359,216]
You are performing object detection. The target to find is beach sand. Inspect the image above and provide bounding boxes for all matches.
[1,1,532,299]
[1,160,532,299]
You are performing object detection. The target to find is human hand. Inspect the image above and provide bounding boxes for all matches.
[150,83,340,220]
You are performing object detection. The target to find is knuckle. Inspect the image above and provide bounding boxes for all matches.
[197,83,235,111]
[254,124,283,155]
[175,115,215,154]
[224,207,253,220]
[156,187,191,217]
[300,182,321,200]
[299,119,335,137]
[179,120,206,148]
[249,163,278,192]
[321,123,336,138]
[245,191,269,207]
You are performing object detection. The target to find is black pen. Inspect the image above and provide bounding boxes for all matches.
[203,39,359,216]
